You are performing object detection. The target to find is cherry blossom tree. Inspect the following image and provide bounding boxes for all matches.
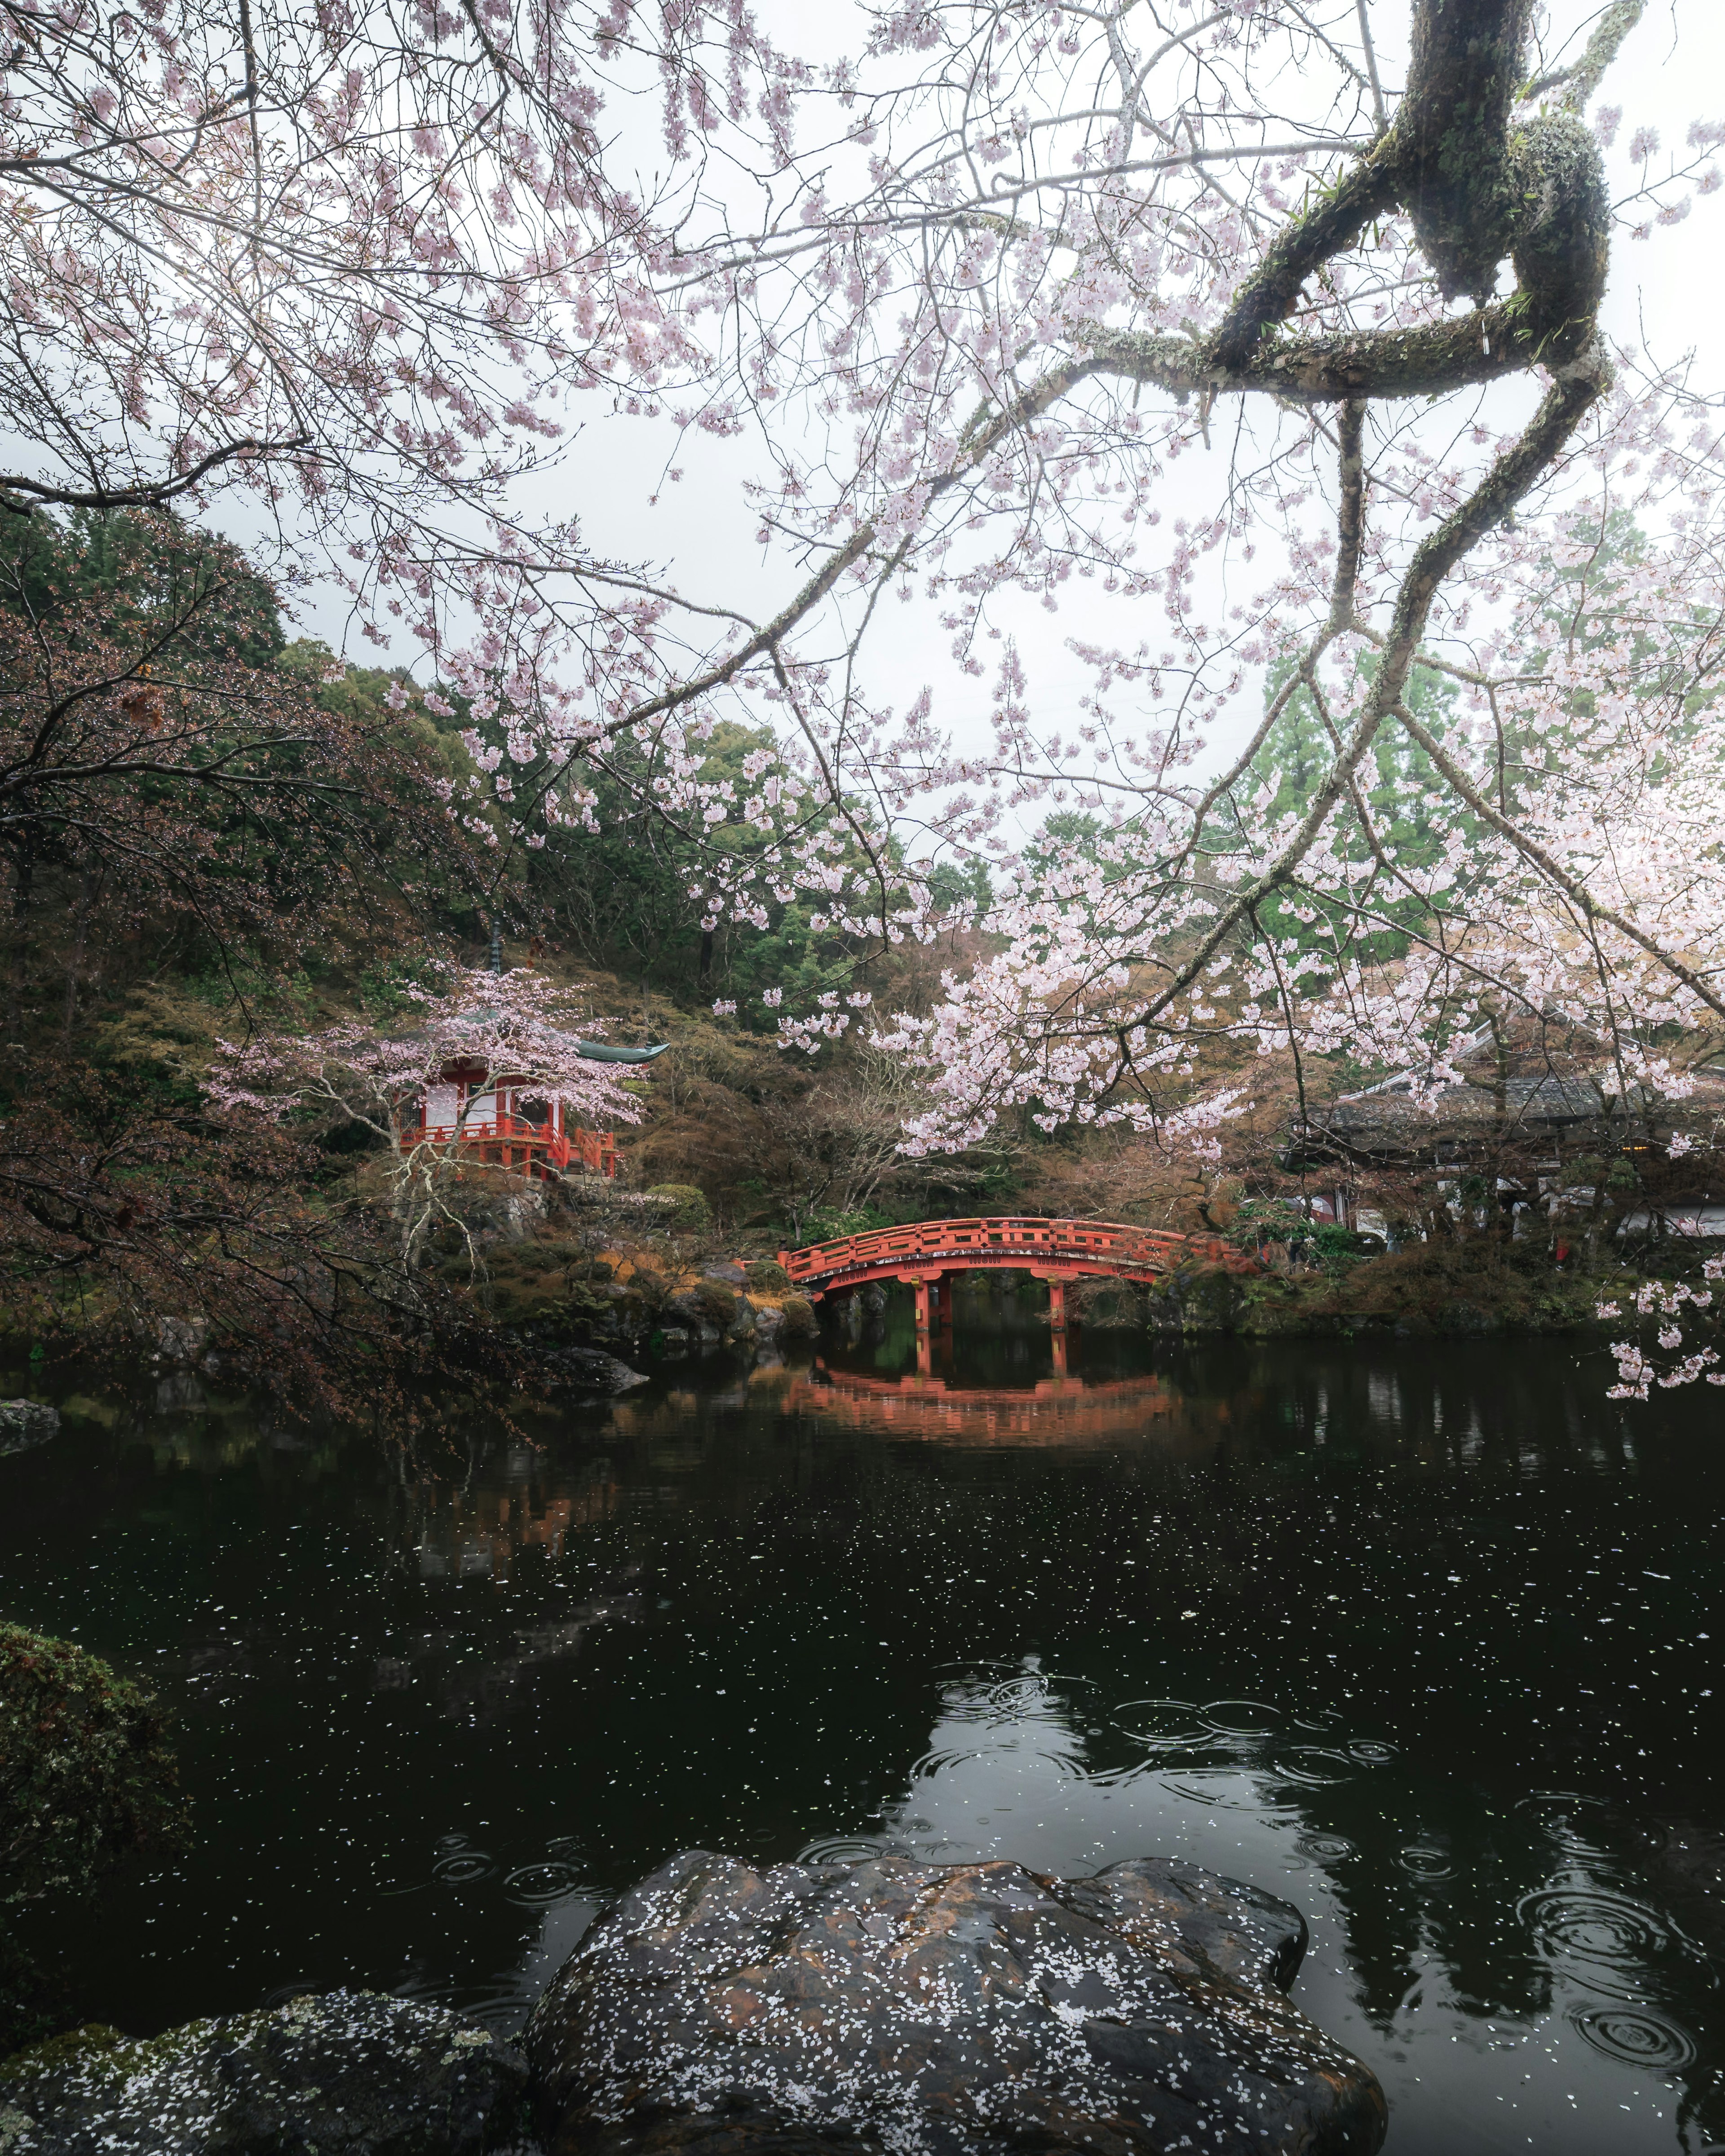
[209,966,639,1262]
[613,0,1723,1164]
[16,0,1725,1372]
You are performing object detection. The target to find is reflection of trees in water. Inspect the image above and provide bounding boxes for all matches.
[383,1449,638,1727]
[851,1661,1719,2142]
[408,1462,619,1582]
[27,1337,1718,2135]
[804,1657,1092,1868]
[375,1575,651,1730]
[1307,1785,1718,2139]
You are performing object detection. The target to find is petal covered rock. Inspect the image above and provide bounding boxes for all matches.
[527,1850,1387,2155]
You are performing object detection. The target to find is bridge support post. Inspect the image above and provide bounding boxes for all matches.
[1046,1277,1067,1333]
[912,1278,933,1335]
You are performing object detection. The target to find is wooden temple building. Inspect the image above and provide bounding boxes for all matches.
[412,1038,667,1181]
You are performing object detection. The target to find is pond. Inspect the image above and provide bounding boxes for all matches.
[2,1284,1721,2155]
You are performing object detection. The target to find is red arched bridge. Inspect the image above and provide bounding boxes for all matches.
[778,1216,1249,1354]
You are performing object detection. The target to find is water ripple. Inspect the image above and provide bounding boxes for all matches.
[1571,2003,1696,2072]
[432,1851,496,1885]
[1296,1832,1358,1864]
[1273,1747,1356,1787]
[505,1861,584,1907]
[1162,1770,1288,1815]
[1519,1886,1669,1982]
[1114,1698,1211,1750]
[1397,1844,1455,1882]
[799,1834,890,1867]
[1200,1698,1284,1736]
[909,1748,985,1777]
[986,1675,1054,1713]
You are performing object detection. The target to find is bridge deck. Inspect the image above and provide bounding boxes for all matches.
[778,1215,1242,1291]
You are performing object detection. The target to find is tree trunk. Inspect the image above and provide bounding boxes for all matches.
[62,872,94,1046]
[5,843,34,1045]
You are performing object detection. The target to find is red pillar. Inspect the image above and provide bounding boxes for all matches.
[913,1279,932,1334]
[1047,1276,1067,1332]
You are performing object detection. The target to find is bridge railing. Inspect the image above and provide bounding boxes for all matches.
[778,1215,1205,1284]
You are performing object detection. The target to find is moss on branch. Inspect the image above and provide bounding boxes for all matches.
[1094,0,1627,410]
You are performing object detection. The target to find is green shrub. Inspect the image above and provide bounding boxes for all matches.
[0,1627,186,1907]
[744,1260,790,1292]
[1311,1222,1372,1269]
[646,1184,710,1232]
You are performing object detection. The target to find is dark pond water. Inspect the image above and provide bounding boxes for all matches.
[2,1282,1721,2153]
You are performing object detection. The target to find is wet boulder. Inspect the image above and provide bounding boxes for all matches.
[0,1403,57,1457]
[526,1849,1387,2156]
[668,1283,738,1334]
[544,1345,649,1395]
[0,1991,527,2154]
[155,1317,210,1366]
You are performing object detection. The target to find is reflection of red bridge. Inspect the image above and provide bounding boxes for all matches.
[779,1217,1247,1363]
[788,1364,1182,1446]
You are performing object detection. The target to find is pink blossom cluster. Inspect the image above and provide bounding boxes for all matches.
[1598,1262,1725,1399]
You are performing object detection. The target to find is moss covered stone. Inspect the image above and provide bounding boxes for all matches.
[0,1629,186,1910]
[778,1296,818,1340]
[0,1990,527,2154]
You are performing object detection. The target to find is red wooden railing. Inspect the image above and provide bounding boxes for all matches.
[778,1216,1236,1285]
[415,1114,617,1178]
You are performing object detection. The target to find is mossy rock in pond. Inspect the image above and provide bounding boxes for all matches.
[778,1296,817,1340]
[0,1990,527,2154]
[683,1281,737,1328]
[0,1627,186,1912]
[603,1287,658,1334]
[1067,1277,1144,1329]
[1146,1267,1249,1334]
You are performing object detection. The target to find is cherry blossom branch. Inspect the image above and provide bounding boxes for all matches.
[1389,695,1725,1023]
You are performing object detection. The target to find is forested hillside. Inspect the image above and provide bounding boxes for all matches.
[0,514,1069,1388]
[8,506,1723,1395]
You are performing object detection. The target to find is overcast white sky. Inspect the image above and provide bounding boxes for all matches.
[283,1,1725,784]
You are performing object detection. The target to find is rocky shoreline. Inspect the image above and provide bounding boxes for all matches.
[1,1851,1385,2156]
